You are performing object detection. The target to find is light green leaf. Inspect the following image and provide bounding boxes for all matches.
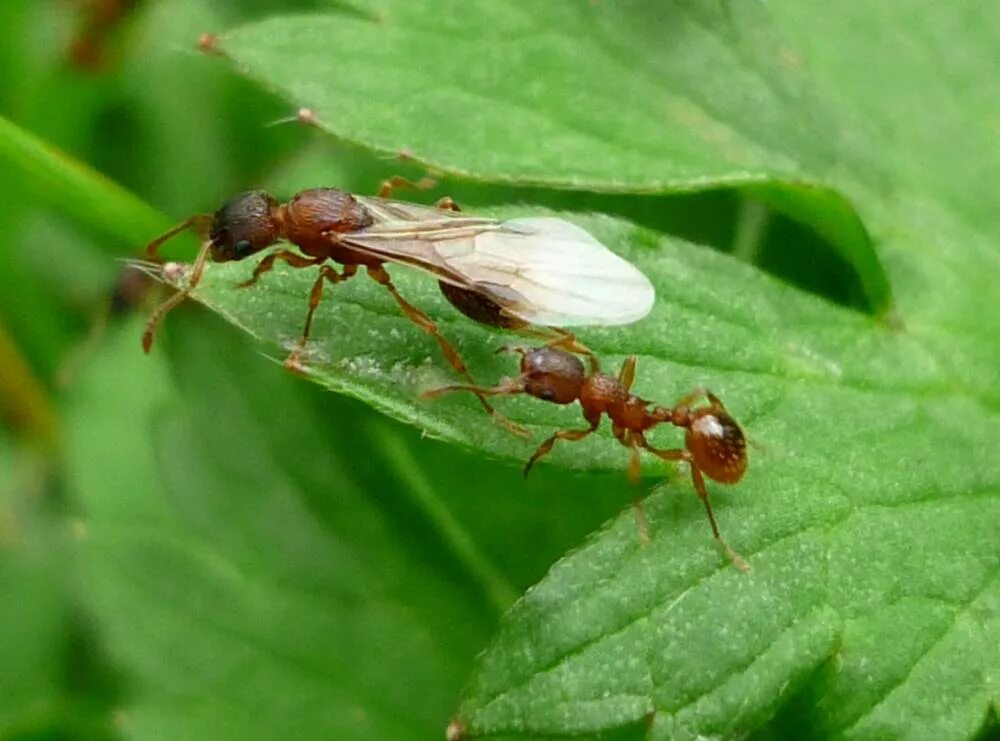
[0,439,71,736]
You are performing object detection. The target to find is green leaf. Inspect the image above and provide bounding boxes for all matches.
[135,1,998,739]
[35,3,996,741]
[0,439,66,736]
[147,206,999,740]
[216,2,890,312]
[64,315,632,739]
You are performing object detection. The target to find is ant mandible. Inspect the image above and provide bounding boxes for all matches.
[427,346,750,570]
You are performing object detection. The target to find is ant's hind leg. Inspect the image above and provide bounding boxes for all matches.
[690,466,749,572]
[376,175,459,211]
[704,391,730,411]
[283,265,358,371]
[237,250,322,288]
[366,265,528,438]
[622,432,651,544]
[636,437,748,571]
[670,387,711,410]
[522,327,600,372]
[524,421,598,478]
[377,175,437,199]
[423,377,524,401]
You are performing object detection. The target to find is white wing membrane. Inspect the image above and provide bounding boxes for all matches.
[345,199,655,327]
[445,218,654,326]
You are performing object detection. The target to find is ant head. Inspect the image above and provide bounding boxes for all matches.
[208,191,282,262]
[519,347,585,405]
[685,407,747,484]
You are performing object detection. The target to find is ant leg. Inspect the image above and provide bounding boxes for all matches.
[141,240,211,352]
[623,431,651,544]
[237,250,322,288]
[520,327,600,372]
[618,356,638,392]
[145,214,211,259]
[423,377,524,400]
[704,391,729,410]
[524,420,599,478]
[377,175,437,199]
[691,465,749,572]
[635,436,748,571]
[377,176,460,211]
[626,434,643,483]
[670,387,711,410]
[611,424,641,482]
[494,344,532,358]
[284,265,358,371]
[366,265,528,438]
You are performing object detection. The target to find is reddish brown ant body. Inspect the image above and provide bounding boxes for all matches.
[428,346,749,570]
[141,184,654,437]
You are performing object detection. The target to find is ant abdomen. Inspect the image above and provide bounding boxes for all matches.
[520,347,585,404]
[438,282,527,330]
[685,408,747,484]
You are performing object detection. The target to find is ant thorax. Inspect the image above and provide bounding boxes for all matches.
[281,189,375,258]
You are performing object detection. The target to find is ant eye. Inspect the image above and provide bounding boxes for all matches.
[233,240,253,258]
[540,388,556,401]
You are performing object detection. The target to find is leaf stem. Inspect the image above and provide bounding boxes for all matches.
[0,113,167,249]
[0,317,57,446]
[367,420,519,614]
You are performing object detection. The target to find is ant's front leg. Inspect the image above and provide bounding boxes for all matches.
[524,419,599,478]
[283,264,358,371]
[142,241,211,352]
[614,427,651,544]
[422,377,525,401]
[237,250,322,289]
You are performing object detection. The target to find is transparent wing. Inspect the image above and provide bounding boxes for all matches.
[345,202,655,326]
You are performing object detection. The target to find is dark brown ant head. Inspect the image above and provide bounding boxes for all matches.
[519,347,585,405]
[208,190,282,262]
[685,407,747,484]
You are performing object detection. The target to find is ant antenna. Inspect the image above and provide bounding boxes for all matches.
[144,215,210,259]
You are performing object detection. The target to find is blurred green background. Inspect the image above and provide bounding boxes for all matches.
[1,1,967,740]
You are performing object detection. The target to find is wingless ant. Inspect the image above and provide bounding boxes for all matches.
[427,346,750,570]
